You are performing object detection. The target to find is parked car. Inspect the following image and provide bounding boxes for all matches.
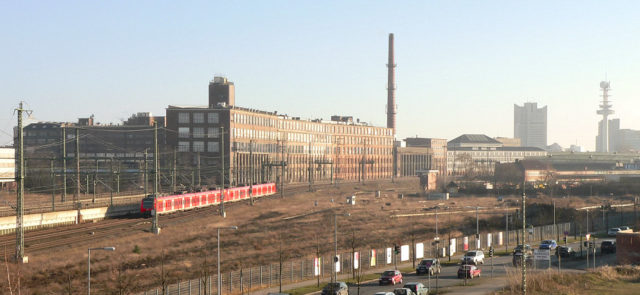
[608,228,621,236]
[539,239,558,250]
[321,282,348,295]
[601,240,616,254]
[403,282,428,295]
[379,270,403,285]
[393,288,413,295]
[457,264,481,279]
[416,258,441,275]
[461,250,485,265]
[620,226,632,232]
[556,246,576,258]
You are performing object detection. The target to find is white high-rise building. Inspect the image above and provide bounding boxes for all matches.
[514,102,547,149]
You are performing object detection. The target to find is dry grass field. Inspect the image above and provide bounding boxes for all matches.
[0,178,629,294]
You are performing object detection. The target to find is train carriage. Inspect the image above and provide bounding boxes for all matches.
[141,182,277,216]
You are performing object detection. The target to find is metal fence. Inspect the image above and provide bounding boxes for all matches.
[139,222,572,295]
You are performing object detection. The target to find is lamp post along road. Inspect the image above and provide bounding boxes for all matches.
[218,226,238,295]
[88,247,115,295]
[332,212,350,291]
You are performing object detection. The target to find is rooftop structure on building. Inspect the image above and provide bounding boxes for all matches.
[448,134,502,148]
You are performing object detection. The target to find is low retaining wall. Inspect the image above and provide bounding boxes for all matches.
[0,203,140,235]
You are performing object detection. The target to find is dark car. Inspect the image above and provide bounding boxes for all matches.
[416,258,441,275]
[379,270,403,285]
[513,244,534,266]
[556,245,576,258]
[457,264,481,279]
[601,240,616,254]
[321,282,348,295]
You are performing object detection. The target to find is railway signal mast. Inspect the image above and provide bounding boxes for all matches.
[151,122,161,234]
[15,102,30,263]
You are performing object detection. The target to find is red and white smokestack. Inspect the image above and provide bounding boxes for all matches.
[387,33,396,135]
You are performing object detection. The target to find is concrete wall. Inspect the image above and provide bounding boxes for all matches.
[0,203,140,235]
[617,232,640,265]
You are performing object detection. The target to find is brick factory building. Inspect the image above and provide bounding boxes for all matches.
[166,77,395,186]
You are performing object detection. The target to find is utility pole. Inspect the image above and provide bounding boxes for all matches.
[554,200,558,242]
[93,159,98,204]
[75,127,80,203]
[250,140,254,205]
[116,161,120,195]
[50,157,56,211]
[282,141,285,198]
[220,126,226,218]
[144,149,148,196]
[172,148,177,193]
[505,211,509,253]
[308,141,313,192]
[110,158,114,206]
[151,122,160,234]
[62,126,67,202]
[92,163,96,204]
[521,179,527,294]
[15,102,28,263]
[197,152,201,187]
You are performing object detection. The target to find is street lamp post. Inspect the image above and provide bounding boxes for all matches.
[218,226,238,295]
[88,247,115,295]
[333,212,350,289]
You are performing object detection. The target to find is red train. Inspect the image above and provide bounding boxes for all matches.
[140,183,277,215]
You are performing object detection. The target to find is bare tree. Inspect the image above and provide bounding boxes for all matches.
[106,265,135,295]
[157,249,171,294]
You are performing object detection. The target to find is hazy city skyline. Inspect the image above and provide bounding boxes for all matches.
[3,1,640,151]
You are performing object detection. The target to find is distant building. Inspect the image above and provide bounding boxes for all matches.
[603,118,640,153]
[495,137,521,147]
[23,113,166,158]
[165,76,394,186]
[547,143,563,153]
[447,134,546,177]
[514,102,547,149]
[0,147,15,190]
[568,145,582,153]
[395,138,447,178]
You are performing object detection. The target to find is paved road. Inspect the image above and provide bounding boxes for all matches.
[346,240,617,295]
[347,254,513,295]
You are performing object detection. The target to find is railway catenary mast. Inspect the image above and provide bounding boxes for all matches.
[387,33,397,135]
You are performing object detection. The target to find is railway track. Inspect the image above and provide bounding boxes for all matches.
[0,181,333,259]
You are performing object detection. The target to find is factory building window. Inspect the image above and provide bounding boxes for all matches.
[193,113,204,124]
[208,142,220,153]
[178,141,189,152]
[178,127,189,138]
[193,127,204,138]
[178,113,189,124]
[208,128,219,138]
[208,112,219,124]
[193,141,205,152]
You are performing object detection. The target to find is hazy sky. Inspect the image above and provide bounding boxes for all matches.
[2,1,640,151]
